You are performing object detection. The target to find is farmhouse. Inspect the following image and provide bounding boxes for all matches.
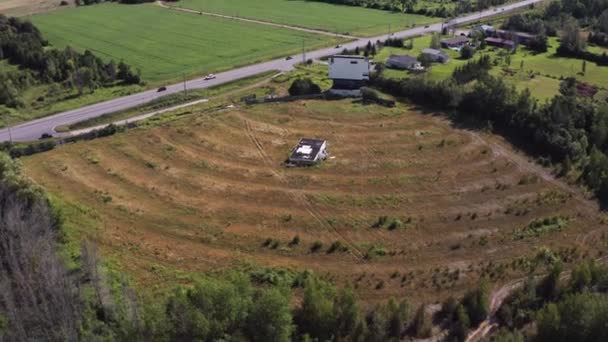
[386,55,422,70]
[485,37,516,50]
[440,36,469,49]
[422,48,450,63]
[328,55,369,96]
[287,138,328,166]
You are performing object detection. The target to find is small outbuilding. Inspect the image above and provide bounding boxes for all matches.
[440,36,469,49]
[472,24,495,36]
[287,138,328,166]
[421,48,450,63]
[386,55,422,70]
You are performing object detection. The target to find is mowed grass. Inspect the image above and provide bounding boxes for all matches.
[176,0,436,37]
[32,3,340,84]
[22,91,605,302]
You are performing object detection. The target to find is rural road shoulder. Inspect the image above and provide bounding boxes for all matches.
[0,0,543,142]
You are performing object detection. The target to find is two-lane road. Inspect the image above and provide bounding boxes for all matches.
[0,0,543,142]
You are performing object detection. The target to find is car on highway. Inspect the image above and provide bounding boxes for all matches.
[285,56,293,60]
[424,25,430,28]
[335,45,341,48]
[157,86,167,92]
[204,74,216,80]
[39,133,53,140]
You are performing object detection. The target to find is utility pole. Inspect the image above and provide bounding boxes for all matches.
[4,112,12,144]
[302,39,306,64]
[183,73,187,96]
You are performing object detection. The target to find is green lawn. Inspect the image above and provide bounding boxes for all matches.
[176,0,437,37]
[32,3,340,84]
[373,35,608,101]
[373,35,478,81]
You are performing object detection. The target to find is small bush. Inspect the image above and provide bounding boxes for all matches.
[310,241,323,253]
[460,45,476,59]
[373,216,388,228]
[288,78,321,96]
[289,235,300,246]
[327,240,348,254]
[388,219,404,230]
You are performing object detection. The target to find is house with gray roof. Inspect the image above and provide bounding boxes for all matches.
[422,48,450,63]
[386,55,421,70]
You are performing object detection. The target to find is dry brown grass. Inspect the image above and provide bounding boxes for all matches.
[22,99,607,304]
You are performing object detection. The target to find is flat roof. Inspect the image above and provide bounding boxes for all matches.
[387,54,418,64]
[485,37,515,46]
[289,138,326,163]
[441,36,469,44]
[422,48,448,56]
[331,55,368,60]
[496,29,536,39]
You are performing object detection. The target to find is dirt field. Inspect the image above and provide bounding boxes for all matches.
[0,0,66,16]
[23,99,607,303]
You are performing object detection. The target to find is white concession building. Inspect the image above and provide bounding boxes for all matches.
[328,55,370,96]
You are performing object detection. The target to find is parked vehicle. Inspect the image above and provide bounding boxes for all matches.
[40,133,53,140]
[157,86,167,92]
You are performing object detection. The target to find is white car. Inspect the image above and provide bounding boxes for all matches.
[204,74,216,80]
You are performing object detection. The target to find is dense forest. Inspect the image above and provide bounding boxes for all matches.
[0,15,140,109]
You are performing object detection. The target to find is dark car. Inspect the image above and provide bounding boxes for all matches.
[157,86,167,92]
[40,133,53,140]
[285,56,293,60]
[424,25,430,28]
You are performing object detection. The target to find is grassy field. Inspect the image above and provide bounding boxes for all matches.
[22,79,606,302]
[32,3,341,84]
[63,70,279,131]
[176,0,436,37]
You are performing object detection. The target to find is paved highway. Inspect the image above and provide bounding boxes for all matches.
[0,0,543,142]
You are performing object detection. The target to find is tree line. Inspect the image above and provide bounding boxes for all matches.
[75,0,177,5]
[304,0,508,19]
[0,15,140,108]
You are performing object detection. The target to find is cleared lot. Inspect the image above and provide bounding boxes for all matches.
[23,98,605,303]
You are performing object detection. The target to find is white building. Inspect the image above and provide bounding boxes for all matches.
[328,55,369,96]
[287,138,328,166]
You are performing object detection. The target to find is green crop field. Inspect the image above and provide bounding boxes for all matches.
[32,3,340,84]
[176,0,436,37]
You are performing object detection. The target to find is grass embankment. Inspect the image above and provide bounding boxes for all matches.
[62,70,278,131]
[177,0,437,37]
[32,2,342,84]
[22,74,603,302]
